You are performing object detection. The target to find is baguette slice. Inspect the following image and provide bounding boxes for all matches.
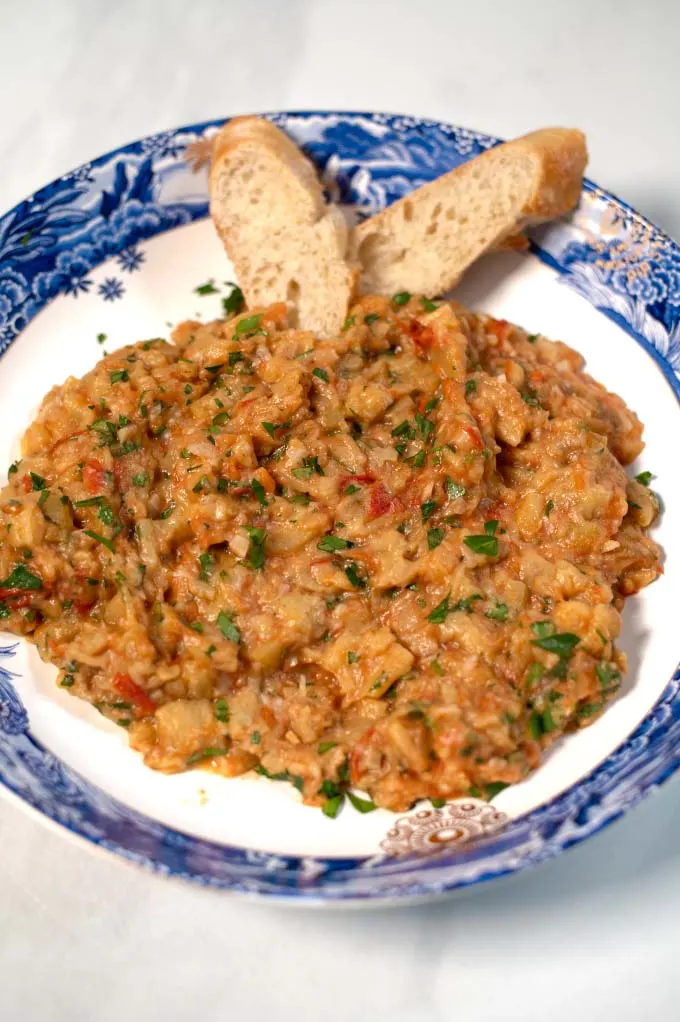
[352,128,587,297]
[209,116,357,336]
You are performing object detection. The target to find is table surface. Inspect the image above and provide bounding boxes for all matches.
[1,2,679,1019]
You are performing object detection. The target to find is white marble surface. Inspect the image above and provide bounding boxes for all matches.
[1,1,679,1019]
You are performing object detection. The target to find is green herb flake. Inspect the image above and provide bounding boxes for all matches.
[60,674,75,688]
[635,471,653,487]
[421,500,437,522]
[322,793,345,818]
[465,378,477,396]
[217,610,240,643]
[529,711,544,741]
[312,367,329,383]
[158,502,176,520]
[485,781,509,800]
[485,600,509,622]
[596,662,621,689]
[342,316,356,331]
[261,421,277,438]
[544,499,554,517]
[430,797,446,808]
[364,314,380,326]
[251,479,268,506]
[318,534,353,552]
[445,477,466,500]
[96,333,107,345]
[214,699,231,723]
[318,741,337,754]
[463,534,498,557]
[110,369,129,385]
[344,484,360,496]
[427,593,451,624]
[245,526,266,570]
[222,284,244,316]
[83,530,114,552]
[186,746,229,765]
[392,291,411,306]
[233,313,262,338]
[347,791,377,814]
[212,411,230,427]
[415,412,434,442]
[132,473,149,487]
[195,281,218,295]
[197,555,213,580]
[427,528,445,550]
[29,472,46,491]
[431,659,444,677]
[578,701,603,719]
[344,561,366,589]
[421,298,438,312]
[531,632,580,656]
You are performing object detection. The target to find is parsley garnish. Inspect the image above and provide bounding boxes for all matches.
[158,502,176,520]
[84,530,115,552]
[531,632,580,656]
[245,527,266,570]
[312,367,329,383]
[198,552,215,581]
[222,283,244,315]
[110,369,129,384]
[318,741,337,754]
[635,471,653,486]
[427,528,445,550]
[344,561,366,588]
[215,698,229,722]
[421,500,437,522]
[132,473,149,487]
[0,564,42,590]
[445,477,466,500]
[217,610,240,643]
[486,600,509,621]
[392,291,411,306]
[29,472,46,491]
[234,313,262,338]
[364,314,380,325]
[186,747,229,765]
[251,479,268,506]
[195,281,218,295]
[421,298,438,312]
[415,412,434,442]
[544,500,554,517]
[344,484,360,495]
[317,535,353,552]
[464,532,498,556]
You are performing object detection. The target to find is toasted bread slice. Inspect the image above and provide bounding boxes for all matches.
[352,128,587,296]
[209,116,357,336]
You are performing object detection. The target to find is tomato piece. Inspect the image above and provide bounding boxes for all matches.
[338,473,375,492]
[487,318,510,343]
[368,482,400,519]
[0,590,32,608]
[82,460,108,495]
[350,727,376,786]
[462,424,484,450]
[112,673,156,716]
[21,475,32,493]
[407,320,436,350]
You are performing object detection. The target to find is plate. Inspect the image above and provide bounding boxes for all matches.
[1,111,679,904]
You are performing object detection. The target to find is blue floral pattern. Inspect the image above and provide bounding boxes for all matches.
[0,111,679,902]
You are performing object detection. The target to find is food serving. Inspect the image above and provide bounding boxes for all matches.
[0,289,660,814]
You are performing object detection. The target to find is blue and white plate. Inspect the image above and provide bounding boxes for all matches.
[1,111,679,904]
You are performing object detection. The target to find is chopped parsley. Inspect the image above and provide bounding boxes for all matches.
[312,367,329,383]
[222,284,244,315]
[29,472,46,491]
[465,379,477,396]
[347,651,359,664]
[364,314,380,326]
[186,747,229,765]
[415,412,434,442]
[0,564,42,590]
[318,741,337,754]
[195,281,218,295]
[217,610,240,643]
[596,662,621,689]
[318,534,353,552]
[344,484,360,496]
[132,473,149,487]
[445,477,466,500]
[485,600,509,622]
[635,471,654,487]
[531,632,580,656]
[245,526,266,570]
[421,298,438,312]
[427,528,445,550]
[544,500,554,517]
[110,369,129,384]
[392,291,411,306]
[251,479,268,506]
[342,316,356,331]
[84,530,115,552]
[158,502,176,520]
[292,456,324,480]
[233,313,262,338]
[347,791,377,813]
[421,500,437,522]
[215,698,229,723]
[198,552,215,580]
[463,533,498,556]
[344,561,366,589]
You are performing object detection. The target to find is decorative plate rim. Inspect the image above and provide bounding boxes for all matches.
[1,109,679,902]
